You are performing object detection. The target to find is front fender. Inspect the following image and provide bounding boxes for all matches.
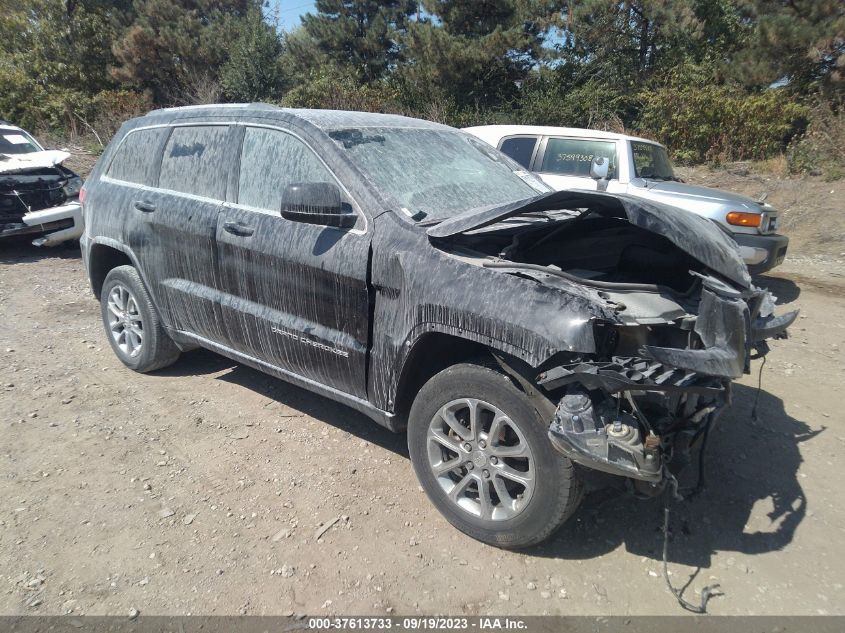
[367,213,614,411]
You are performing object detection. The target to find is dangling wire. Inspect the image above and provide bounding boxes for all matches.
[661,473,723,613]
[750,356,767,421]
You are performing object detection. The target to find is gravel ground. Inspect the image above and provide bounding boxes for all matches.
[1,237,843,617]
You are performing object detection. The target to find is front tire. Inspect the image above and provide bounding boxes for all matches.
[100,265,180,373]
[408,362,582,548]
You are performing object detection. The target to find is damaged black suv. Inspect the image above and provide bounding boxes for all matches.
[81,105,796,548]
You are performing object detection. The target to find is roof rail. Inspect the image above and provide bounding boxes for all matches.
[148,102,279,115]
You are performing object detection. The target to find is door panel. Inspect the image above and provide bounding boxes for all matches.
[131,188,225,341]
[216,126,371,398]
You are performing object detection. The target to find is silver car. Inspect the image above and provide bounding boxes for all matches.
[464,125,788,274]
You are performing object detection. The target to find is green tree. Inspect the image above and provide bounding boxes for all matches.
[397,0,555,117]
[301,0,418,83]
[0,0,136,130]
[111,0,259,102]
[735,0,845,97]
[221,8,285,102]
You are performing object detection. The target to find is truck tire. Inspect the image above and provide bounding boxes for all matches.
[100,265,180,373]
[408,362,582,548]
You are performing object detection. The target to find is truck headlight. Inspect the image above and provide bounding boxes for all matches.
[63,176,83,199]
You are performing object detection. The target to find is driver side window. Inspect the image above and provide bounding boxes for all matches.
[540,138,617,178]
[238,127,335,211]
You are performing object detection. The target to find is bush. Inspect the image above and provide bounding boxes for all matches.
[638,79,809,163]
[518,73,635,131]
[281,65,401,113]
[787,102,845,181]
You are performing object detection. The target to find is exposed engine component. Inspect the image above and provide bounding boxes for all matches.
[549,385,662,482]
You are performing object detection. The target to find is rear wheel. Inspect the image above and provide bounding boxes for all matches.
[408,362,582,548]
[100,265,180,373]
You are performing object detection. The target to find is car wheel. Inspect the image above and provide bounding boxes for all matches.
[408,362,582,548]
[100,265,180,373]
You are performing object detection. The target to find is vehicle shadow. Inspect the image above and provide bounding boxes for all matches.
[0,239,81,264]
[754,274,801,305]
[155,348,409,457]
[153,349,818,569]
[532,382,822,569]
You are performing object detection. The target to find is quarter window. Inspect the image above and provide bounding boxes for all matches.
[238,127,335,211]
[540,138,617,178]
[106,128,167,186]
[158,126,230,199]
[499,136,538,169]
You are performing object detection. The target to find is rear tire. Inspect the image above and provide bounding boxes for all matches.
[408,362,582,548]
[100,265,180,373]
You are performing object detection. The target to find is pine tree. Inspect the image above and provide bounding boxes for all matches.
[398,0,552,115]
[736,0,845,97]
[221,9,285,102]
[111,0,258,102]
[301,0,418,83]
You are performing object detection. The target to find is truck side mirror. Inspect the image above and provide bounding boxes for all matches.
[589,156,610,192]
[589,156,609,181]
[280,182,356,229]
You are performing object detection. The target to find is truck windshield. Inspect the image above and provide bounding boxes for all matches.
[328,127,548,221]
[631,141,677,180]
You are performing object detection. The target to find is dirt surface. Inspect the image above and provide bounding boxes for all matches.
[1,169,844,616]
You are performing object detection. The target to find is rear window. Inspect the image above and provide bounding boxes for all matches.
[540,138,617,178]
[158,125,230,199]
[499,136,538,169]
[106,128,167,186]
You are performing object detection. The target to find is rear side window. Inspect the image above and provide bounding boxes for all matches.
[106,128,167,186]
[499,136,538,169]
[540,138,617,178]
[238,127,334,211]
[158,125,230,199]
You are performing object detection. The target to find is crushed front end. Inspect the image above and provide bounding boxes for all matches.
[540,274,797,495]
[427,189,799,495]
[0,151,83,246]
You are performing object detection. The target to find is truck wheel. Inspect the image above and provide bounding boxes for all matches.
[100,265,180,373]
[408,362,582,548]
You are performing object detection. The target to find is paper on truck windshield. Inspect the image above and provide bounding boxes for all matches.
[3,134,30,145]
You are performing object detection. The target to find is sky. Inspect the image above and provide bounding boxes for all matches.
[267,0,317,30]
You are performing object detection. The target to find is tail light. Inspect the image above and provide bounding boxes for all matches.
[726,211,761,228]
[79,186,86,222]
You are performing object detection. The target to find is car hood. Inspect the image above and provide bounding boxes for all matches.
[427,189,751,288]
[0,150,71,175]
[632,179,765,212]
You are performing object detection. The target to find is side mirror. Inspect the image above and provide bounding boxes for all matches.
[589,156,609,181]
[281,182,357,228]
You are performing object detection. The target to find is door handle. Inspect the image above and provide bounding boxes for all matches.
[223,221,255,237]
[133,200,156,213]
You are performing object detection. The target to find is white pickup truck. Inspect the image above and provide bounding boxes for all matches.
[465,125,789,274]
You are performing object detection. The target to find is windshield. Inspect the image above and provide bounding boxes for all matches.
[631,141,676,180]
[327,127,548,221]
[0,129,42,155]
